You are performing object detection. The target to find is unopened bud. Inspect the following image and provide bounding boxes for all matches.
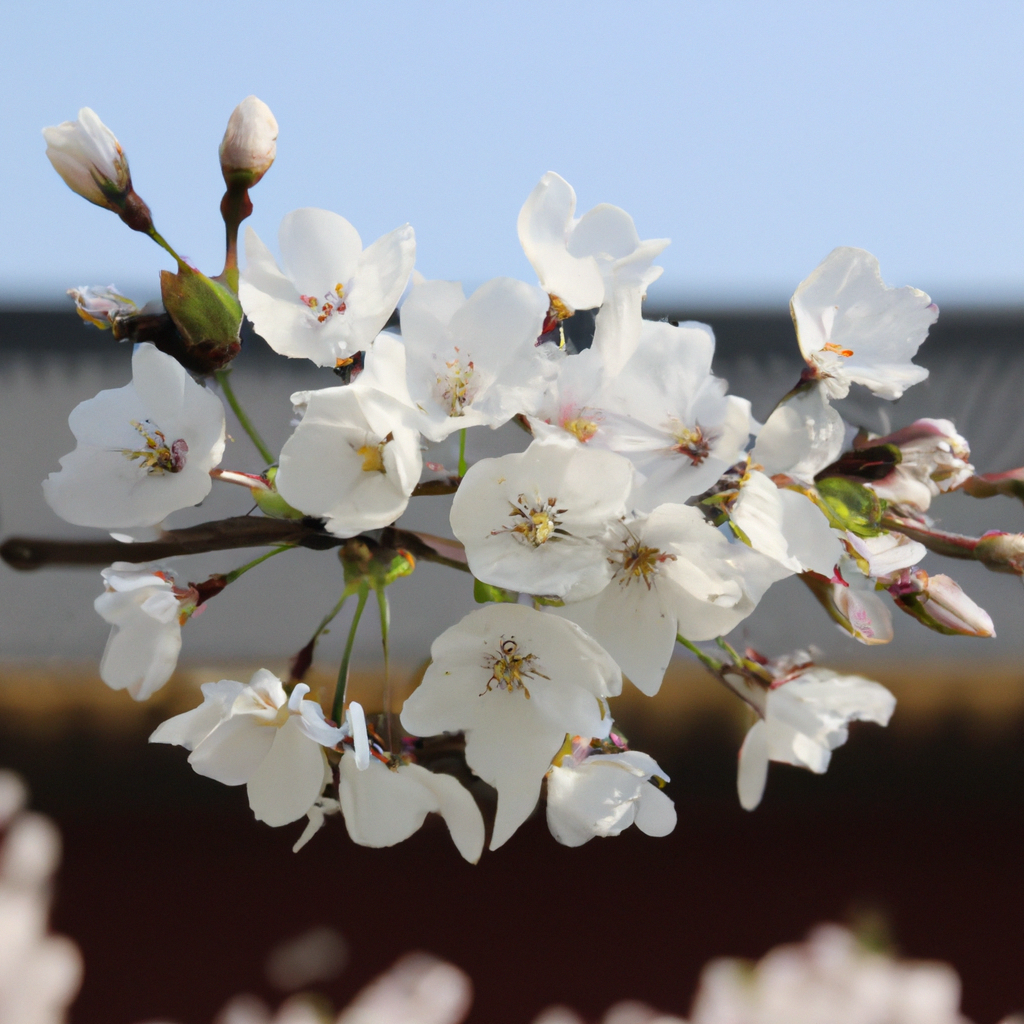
[891,569,995,637]
[974,531,1024,575]
[67,285,138,329]
[219,96,278,188]
[43,108,153,232]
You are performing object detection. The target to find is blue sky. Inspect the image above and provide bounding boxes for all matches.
[3,0,1022,308]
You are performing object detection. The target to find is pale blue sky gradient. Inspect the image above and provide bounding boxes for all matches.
[3,0,1023,308]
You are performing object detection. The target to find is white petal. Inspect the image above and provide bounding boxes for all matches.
[189,714,275,786]
[752,382,845,484]
[278,208,362,295]
[247,717,328,826]
[737,721,769,810]
[149,680,243,750]
[633,783,677,837]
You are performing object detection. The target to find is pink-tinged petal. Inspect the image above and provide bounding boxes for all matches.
[247,717,327,826]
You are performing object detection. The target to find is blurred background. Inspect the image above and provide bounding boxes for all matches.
[1,2,1023,1022]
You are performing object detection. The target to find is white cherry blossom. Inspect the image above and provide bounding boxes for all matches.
[338,754,485,863]
[42,107,131,210]
[846,531,926,581]
[43,343,226,529]
[449,442,634,601]
[150,670,346,827]
[546,746,676,846]
[554,504,791,697]
[275,384,422,538]
[737,664,895,810]
[401,604,621,850]
[792,247,937,401]
[93,562,196,701]
[752,382,845,485]
[240,208,415,367]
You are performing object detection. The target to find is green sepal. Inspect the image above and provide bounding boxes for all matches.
[474,578,518,604]
[160,264,243,371]
[815,477,886,537]
[252,466,304,520]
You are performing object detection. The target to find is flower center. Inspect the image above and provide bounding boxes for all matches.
[301,282,347,324]
[120,420,187,474]
[493,494,568,547]
[562,414,599,443]
[481,637,549,699]
[356,433,392,474]
[821,341,854,358]
[670,422,713,466]
[612,537,677,590]
[437,351,475,417]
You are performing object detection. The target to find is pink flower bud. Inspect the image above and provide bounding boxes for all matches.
[219,95,278,188]
[43,108,131,210]
[891,569,995,637]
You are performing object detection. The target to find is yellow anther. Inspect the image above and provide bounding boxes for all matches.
[481,637,549,698]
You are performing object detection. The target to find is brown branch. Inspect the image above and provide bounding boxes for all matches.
[880,516,979,560]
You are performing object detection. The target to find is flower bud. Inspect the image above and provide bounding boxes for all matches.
[43,108,153,232]
[890,569,995,637]
[219,96,278,188]
[67,285,137,330]
[974,530,1024,575]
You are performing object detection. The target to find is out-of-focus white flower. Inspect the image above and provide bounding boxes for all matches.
[94,562,197,701]
[220,96,278,187]
[43,343,226,528]
[752,382,845,485]
[729,470,842,577]
[67,284,138,329]
[792,247,937,401]
[150,670,346,827]
[401,604,621,849]
[449,442,634,601]
[338,754,485,863]
[275,384,422,538]
[336,952,472,1024]
[518,172,667,372]
[374,277,553,441]
[546,745,676,846]
[554,504,791,696]
[689,924,971,1024]
[890,570,995,638]
[239,208,415,367]
[0,772,83,1024]
[865,419,974,513]
[736,665,895,810]
[42,107,131,211]
[265,926,348,993]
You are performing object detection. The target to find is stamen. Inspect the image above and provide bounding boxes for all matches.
[356,432,393,474]
[670,422,713,466]
[612,534,677,590]
[822,341,854,357]
[301,283,348,324]
[437,352,475,416]
[119,420,187,474]
[563,415,598,443]
[481,636,549,698]
[492,494,568,547]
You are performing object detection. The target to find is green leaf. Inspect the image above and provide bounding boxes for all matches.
[474,578,518,604]
[815,477,885,537]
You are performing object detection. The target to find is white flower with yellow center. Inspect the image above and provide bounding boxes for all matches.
[275,384,422,538]
[401,604,621,850]
[553,504,791,696]
[737,664,896,810]
[150,670,347,827]
[792,247,937,401]
[239,208,415,368]
[546,746,677,847]
[43,343,226,528]
[449,442,634,601]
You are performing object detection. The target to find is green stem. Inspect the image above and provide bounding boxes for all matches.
[677,635,724,672]
[376,587,394,752]
[223,544,292,584]
[333,582,370,724]
[714,636,744,665]
[147,226,185,266]
[458,428,468,478]
[214,368,275,465]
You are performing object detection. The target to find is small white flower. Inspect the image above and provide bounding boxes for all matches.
[93,562,196,702]
[546,747,676,847]
[338,754,485,863]
[736,664,895,810]
[401,604,622,850]
[219,95,278,186]
[43,343,226,529]
[449,442,634,601]
[792,247,937,401]
[275,384,422,538]
[239,208,415,367]
[67,284,137,329]
[553,504,791,696]
[150,670,345,827]
[42,108,131,211]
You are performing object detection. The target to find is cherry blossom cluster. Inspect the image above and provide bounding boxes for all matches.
[14,96,1024,861]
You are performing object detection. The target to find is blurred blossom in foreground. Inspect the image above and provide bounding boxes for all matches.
[0,771,82,1024]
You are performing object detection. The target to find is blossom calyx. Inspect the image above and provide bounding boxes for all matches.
[43,108,154,233]
[889,570,995,637]
[219,96,278,189]
[159,263,243,371]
